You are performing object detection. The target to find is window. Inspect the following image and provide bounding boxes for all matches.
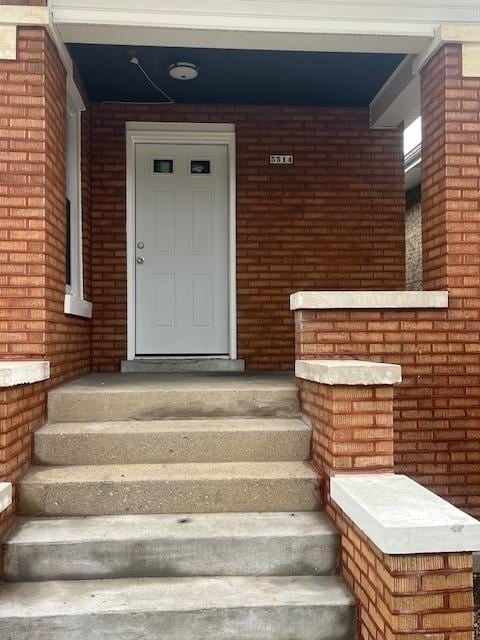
[64,78,92,318]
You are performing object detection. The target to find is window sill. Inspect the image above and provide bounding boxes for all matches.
[64,294,93,319]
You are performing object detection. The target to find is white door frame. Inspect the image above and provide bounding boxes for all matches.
[126,121,237,361]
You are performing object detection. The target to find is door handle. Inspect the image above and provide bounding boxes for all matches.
[136,256,145,264]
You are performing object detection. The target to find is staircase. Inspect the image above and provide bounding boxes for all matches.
[1,373,355,640]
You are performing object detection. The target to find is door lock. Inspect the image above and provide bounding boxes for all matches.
[136,256,145,264]
[137,241,144,249]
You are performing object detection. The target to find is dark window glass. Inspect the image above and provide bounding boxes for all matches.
[153,159,174,174]
[190,160,211,174]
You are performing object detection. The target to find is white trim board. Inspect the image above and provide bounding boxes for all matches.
[126,122,237,361]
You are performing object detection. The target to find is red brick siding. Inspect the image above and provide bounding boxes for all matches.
[296,307,480,517]
[0,28,92,539]
[295,45,480,517]
[90,104,405,371]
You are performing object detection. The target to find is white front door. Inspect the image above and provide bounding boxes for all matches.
[135,143,229,355]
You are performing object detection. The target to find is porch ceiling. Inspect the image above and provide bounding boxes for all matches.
[68,44,404,107]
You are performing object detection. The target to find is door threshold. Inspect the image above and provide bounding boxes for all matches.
[121,358,245,374]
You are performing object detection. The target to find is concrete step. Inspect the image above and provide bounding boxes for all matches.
[34,418,310,465]
[19,461,321,517]
[48,373,299,422]
[3,511,338,581]
[121,358,246,373]
[0,575,355,640]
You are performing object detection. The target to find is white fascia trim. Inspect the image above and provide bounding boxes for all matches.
[0,361,50,387]
[126,122,235,133]
[331,474,480,555]
[290,290,448,311]
[0,483,12,514]
[296,359,402,386]
[64,294,93,319]
[370,55,421,129]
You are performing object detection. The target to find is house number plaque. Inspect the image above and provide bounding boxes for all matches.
[269,154,294,165]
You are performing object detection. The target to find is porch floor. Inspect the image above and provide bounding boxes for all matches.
[53,372,296,393]
[47,373,298,423]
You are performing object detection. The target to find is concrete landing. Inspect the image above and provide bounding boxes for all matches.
[0,575,355,640]
[48,373,299,422]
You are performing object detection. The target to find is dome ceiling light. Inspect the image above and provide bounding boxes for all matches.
[169,62,199,81]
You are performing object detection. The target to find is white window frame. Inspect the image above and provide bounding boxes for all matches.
[64,77,92,319]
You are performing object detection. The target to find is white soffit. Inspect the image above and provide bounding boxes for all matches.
[331,474,480,554]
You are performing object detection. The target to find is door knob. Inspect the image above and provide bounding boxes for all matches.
[136,256,145,264]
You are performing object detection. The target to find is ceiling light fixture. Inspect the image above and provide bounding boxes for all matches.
[168,62,199,81]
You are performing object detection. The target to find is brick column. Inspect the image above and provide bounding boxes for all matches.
[299,381,394,477]
[421,43,480,295]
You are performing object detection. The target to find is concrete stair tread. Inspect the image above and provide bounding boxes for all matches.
[0,576,355,640]
[21,461,317,483]
[3,512,339,580]
[39,417,310,435]
[0,575,354,614]
[19,462,320,516]
[5,511,335,545]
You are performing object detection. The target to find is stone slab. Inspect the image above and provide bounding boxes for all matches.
[121,358,245,373]
[296,359,402,386]
[331,474,480,554]
[0,361,49,387]
[290,290,448,310]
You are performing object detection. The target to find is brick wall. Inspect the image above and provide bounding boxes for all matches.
[90,103,405,371]
[295,45,480,518]
[0,27,92,539]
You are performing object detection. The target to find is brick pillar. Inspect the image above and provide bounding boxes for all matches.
[299,381,394,478]
[421,44,480,295]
